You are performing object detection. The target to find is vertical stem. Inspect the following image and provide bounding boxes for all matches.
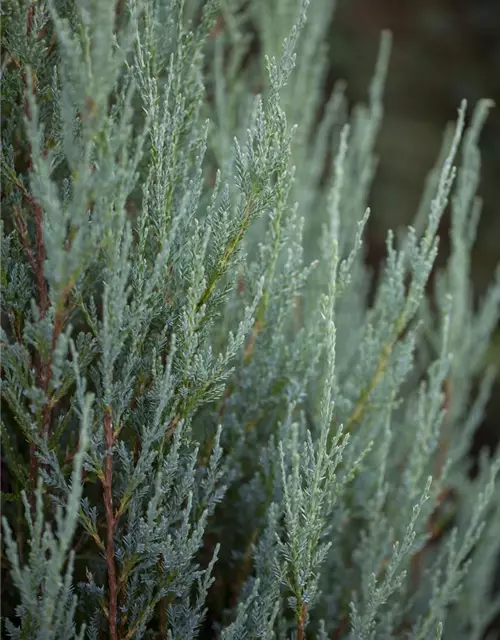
[103,408,118,640]
[297,603,307,640]
[18,4,51,509]
[159,598,167,635]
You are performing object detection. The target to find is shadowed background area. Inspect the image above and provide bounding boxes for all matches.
[327,0,500,629]
[329,0,499,282]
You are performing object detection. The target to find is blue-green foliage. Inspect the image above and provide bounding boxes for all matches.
[1,1,500,638]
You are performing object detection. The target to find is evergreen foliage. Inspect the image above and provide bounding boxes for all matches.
[1,0,500,638]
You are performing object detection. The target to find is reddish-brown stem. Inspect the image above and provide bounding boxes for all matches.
[26,6,34,38]
[103,408,118,640]
[28,442,38,510]
[22,7,48,316]
[64,437,82,465]
[209,15,225,40]
[297,603,307,640]
[13,211,40,505]
[133,434,141,463]
[13,176,74,434]
[40,285,74,435]
[19,10,52,437]
[13,192,49,500]
[115,0,126,33]
[32,202,49,317]
[166,415,180,440]
[12,206,37,275]
[332,614,349,639]
[159,598,167,635]
[45,32,57,58]
[12,311,23,343]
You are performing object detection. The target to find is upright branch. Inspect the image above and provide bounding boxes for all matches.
[297,602,308,640]
[103,407,118,640]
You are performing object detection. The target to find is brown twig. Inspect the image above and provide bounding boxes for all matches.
[208,15,225,40]
[114,0,126,34]
[26,6,35,39]
[11,190,49,316]
[12,206,37,274]
[103,408,118,640]
[159,598,167,635]
[297,602,308,640]
[332,614,349,639]
[166,414,180,440]
[12,8,52,502]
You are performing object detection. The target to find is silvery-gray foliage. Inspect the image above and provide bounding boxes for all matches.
[1,0,499,638]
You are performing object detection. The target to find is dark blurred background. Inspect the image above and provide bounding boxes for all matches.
[326,0,500,459]
[329,0,499,274]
